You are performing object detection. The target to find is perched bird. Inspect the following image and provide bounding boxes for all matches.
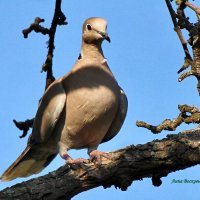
[1,17,128,181]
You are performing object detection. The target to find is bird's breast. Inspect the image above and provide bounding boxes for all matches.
[61,65,119,149]
[66,80,119,128]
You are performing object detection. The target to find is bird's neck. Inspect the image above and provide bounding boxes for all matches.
[80,41,105,61]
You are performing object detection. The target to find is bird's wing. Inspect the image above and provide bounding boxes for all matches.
[101,87,128,143]
[0,79,66,181]
[31,79,66,144]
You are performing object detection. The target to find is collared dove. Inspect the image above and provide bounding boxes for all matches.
[1,17,128,181]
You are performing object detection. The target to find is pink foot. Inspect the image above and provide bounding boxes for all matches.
[61,154,87,165]
[68,158,88,165]
[89,150,110,164]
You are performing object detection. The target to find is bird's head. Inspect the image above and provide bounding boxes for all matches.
[82,17,111,44]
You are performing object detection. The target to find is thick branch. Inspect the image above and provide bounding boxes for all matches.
[136,104,200,133]
[1,128,200,199]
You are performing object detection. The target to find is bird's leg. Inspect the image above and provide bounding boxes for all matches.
[59,142,87,165]
[88,147,111,164]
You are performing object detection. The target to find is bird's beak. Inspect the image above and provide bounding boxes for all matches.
[94,29,111,43]
[100,32,111,43]
[104,33,111,43]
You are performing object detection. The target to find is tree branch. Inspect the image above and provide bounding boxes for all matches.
[173,0,200,95]
[13,118,34,138]
[42,0,67,90]
[1,128,200,199]
[14,0,67,138]
[22,0,67,89]
[22,17,49,38]
[165,0,193,67]
[137,1,200,135]
[136,104,200,133]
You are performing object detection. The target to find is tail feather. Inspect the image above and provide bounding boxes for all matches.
[1,146,57,181]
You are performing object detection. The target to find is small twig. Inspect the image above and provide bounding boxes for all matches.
[178,69,193,81]
[170,1,200,95]
[165,0,193,71]
[22,0,67,89]
[177,57,193,74]
[175,3,194,74]
[185,1,200,15]
[13,119,34,138]
[15,0,67,137]
[22,17,49,38]
[136,104,200,134]
[42,0,67,90]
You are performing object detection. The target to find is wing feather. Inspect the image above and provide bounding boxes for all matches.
[31,80,66,143]
[101,87,128,143]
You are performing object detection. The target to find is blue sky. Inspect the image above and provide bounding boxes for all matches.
[1,1,200,199]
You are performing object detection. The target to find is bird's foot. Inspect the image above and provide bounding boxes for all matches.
[62,154,88,169]
[89,150,110,164]
[68,157,88,165]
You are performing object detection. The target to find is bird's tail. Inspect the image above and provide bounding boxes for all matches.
[0,146,57,181]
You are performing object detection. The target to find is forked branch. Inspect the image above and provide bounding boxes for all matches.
[14,0,67,138]
[136,104,200,133]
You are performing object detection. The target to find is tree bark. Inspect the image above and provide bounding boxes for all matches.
[1,128,200,200]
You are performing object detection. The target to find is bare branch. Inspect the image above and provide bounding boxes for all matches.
[13,119,34,138]
[42,0,67,89]
[15,0,67,137]
[22,17,49,38]
[1,128,200,199]
[165,0,193,67]
[173,1,200,95]
[22,0,67,89]
[185,1,200,15]
[136,104,200,133]
[177,58,193,74]
[178,70,193,81]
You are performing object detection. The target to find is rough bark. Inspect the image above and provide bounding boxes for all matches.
[1,128,200,200]
[136,104,200,133]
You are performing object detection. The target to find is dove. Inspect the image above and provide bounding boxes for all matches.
[1,17,128,181]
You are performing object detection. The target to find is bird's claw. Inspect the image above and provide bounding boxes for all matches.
[89,150,111,164]
[61,154,88,169]
[67,158,88,165]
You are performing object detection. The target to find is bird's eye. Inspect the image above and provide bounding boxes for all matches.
[86,24,92,31]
